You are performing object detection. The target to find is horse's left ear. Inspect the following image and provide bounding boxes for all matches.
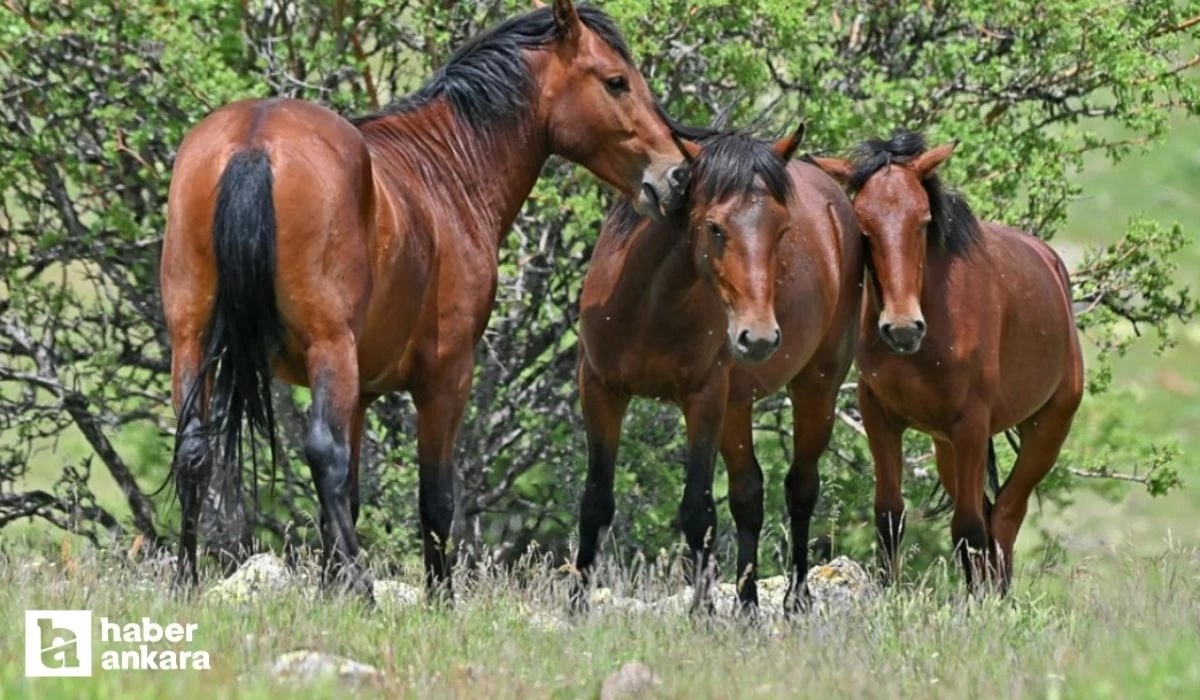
[911,140,958,180]
[772,121,806,162]
[672,132,702,164]
[552,0,582,43]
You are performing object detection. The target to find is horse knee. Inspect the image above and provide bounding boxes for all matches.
[418,466,454,537]
[784,464,820,517]
[305,419,349,497]
[728,470,764,532]
[173,421,211,497]
[580,488,616,531]
[679,491,716,551]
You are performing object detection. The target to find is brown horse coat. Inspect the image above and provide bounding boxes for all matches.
[161,1,690,596]
[814,132,1083,591]
[574,129,862,609]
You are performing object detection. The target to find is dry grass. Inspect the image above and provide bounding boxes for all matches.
[3,538,1199,699]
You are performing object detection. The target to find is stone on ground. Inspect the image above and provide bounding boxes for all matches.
[804,555,874,613]
[373,579,422,610]
[601,660,661,699]
[205,552,296,602]
[267,650,384,687]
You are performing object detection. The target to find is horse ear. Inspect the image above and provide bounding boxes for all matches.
[772,121,806,162]
[532,0,547,8]
[552,0,581,42]
[811,156,854,186]
[911,140,958,180]
[672,132,702,164]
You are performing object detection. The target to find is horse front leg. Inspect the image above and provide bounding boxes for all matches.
[571,359,630,613]
[679,373,730,614]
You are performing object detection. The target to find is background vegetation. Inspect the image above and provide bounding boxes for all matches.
[1,0,1197,585]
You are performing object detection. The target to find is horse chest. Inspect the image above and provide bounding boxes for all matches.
[858,343,970,433]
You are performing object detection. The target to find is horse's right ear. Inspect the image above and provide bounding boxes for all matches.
[811,157,854,186]
[552,0,582,43]
[771,121,806,162]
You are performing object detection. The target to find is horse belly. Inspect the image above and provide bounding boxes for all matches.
[991,234,1076,429]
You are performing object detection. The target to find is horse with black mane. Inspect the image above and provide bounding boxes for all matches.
[573,123,862,611]
[160,0,691,599]
[813,132,1083,592]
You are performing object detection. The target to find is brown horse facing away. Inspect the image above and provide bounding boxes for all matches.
[573,124,863,611]
[812,132,1083,592]
[160,0,692,599]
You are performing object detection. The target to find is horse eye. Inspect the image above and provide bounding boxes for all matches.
[604,75,629,95]
[707,221,724,240]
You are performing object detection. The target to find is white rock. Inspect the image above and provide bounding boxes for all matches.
[589,588,648,614]
[372,579,422,610]
[804,556,875,613]
[267,650,384,687]
[205,552,295,603]
[527,610,569,633]
[601,661,661,699]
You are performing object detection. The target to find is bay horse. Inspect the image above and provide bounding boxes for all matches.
[573,124,863,611]
[811,132,1083,592]
[160,0,692,598]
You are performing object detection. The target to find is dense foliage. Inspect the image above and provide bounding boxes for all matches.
[1,0,1196,576]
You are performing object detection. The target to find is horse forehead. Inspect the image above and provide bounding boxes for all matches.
[564,28,625,72]
[856,170,927,227]
[702,189,783,227]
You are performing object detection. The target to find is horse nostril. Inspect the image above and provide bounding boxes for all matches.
[770,328,782,348]
[914,319,926,334]
[736,329,752,350]
[880,323,893,340]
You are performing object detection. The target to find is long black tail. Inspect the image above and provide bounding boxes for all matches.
[194,148,283,502]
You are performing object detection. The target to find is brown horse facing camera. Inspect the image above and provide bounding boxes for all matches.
[160,0,692,599]
[573,123,864,611]
[812,132,1083,592]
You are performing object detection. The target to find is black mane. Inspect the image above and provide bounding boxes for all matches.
[351,6,630,130]
[849,130,981,256]
[609,126,793,235]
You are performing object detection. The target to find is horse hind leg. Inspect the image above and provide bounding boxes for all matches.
[170,335,213,590]
[990,380,1082,593]
[947,408,993,593]
[304,333,372,599]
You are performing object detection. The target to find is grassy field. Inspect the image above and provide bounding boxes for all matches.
[3,542,1199,698]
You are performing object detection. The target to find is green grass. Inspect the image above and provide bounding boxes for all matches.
[3,541,1200,698]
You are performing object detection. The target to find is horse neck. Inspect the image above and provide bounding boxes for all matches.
[619,217,704,311]
[361,101,549,251]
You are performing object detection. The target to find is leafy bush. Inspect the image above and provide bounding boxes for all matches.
[1,0,1195,576]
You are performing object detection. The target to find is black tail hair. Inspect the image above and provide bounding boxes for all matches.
[171,148,283,505]
[922,436,1005,519]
